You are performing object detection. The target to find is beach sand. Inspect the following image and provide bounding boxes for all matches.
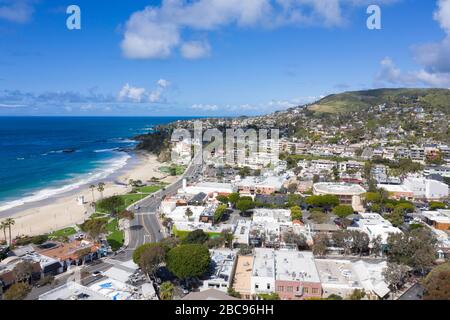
[2,152,177,239]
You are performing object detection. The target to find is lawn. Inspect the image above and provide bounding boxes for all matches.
[172,225,221,240]
[159,165,186,175]
[106,219,124,251]
[49,227,77,239]
[136,184,165,194]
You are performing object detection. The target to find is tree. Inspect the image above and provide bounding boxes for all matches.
[423,263,450,300]
[2,282,31,300]
[185,207,194,220]
[4,218,15,245]
[97,182,105,199]
[97,196,125,215]
[309,210,328,224]
[290,206,303,222]
[133,243,168,264]
[214,205,227,224]
[305,195,339,211]
[382,262,410,298]
[370,235,383,257]
[228,193,240,207]
[287,183,298,194]
[227,287,241,298]
[283,231,308,250]
[386,228,437,274]
[1,221,7,245]
[183,229,209,245]
[258,293,280,300]
[139,245,166,280]
[332,205,354,219]
[348,289,366,300]
[166,244,211,280]
[221,229,234,249]
[159,281,175,300]
[331,230,352,255]
[312,233,328,256]
[429,202,446,211]
[79,218,108,241]
[350,230,370,256]
[236,199,254,213]
[216,195,229,205]
[118,210,135,220]
[13,261,35,283]
[89,184,96,203]
[385,206,404,227]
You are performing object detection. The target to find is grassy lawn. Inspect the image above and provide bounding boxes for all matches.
[159,165,186,175]
[172,226,221,240]
[119,193,147,208]
[49,227,77,239]
[106,219,124,251]
[136,184,165,194]
[90,212,108,219]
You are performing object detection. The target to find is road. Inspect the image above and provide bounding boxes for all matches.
[122,154,203,260]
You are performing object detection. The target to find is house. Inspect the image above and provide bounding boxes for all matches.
[312,182,366,212]
[348,213,402,245]
[39,281,110,300]
[274,250,322,300]
[422,209,450,231]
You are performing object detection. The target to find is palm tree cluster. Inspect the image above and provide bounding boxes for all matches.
[1,218,16,246]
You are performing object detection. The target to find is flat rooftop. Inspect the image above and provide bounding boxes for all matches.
[313,183,366,195]
[275,250,320,283]
[39,281,110,300]
[314,259,362,289]
[232,255,253,294]
[252,248,275,278]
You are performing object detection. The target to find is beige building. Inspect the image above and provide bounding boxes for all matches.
[312,182,366,212]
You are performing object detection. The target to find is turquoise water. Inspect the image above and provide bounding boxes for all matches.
[0,117,185,211]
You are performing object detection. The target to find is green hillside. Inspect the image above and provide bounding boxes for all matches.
[308,88,450,114]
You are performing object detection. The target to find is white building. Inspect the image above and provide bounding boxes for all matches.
[403,176,449,200]
[348,213,402,245]
[251,248,276,295]
[202,249,237,292]
[312,182,366,212]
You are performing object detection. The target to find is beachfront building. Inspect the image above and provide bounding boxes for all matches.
[274,250,322,300]
[312,182,366,212]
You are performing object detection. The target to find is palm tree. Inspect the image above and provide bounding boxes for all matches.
[185,208,193,221]
[1,221,7,244]
[97,182,105,200]
[89,185,96,203]
[5,218,15,245]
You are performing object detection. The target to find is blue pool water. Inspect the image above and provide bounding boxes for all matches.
[0,116,185,211]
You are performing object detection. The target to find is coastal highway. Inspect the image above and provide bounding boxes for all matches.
[120,155,203,260]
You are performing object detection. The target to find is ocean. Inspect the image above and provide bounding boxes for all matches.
[0,116,186,212]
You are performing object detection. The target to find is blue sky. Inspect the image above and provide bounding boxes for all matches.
[0,0,449,116]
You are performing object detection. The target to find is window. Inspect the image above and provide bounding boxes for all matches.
[267,284,271,290]
[255,284,259,289]
[312,288,319,294]
[287,286,293,293]
[277,286,284,292]
[304,287,309,294]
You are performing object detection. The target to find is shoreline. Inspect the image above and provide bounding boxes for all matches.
[1,150,175,238]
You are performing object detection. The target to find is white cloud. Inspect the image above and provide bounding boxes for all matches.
[118,83,147,102]
[377,1,450,87]
[121,0,399,59]
[181,41,211,59]
[376,57,450,87]
[0,0,34,23]
[191,104,219,111]
[118,79,171,103]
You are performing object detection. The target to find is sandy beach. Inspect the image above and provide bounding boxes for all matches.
[0,152,177,239]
